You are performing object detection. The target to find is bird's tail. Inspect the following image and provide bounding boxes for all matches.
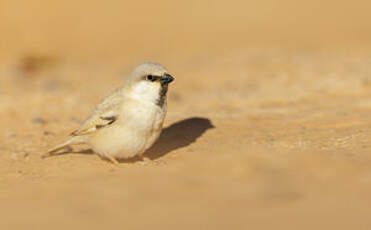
[43,136,87,158]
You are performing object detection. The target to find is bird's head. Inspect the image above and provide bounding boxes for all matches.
[125,62,174,106]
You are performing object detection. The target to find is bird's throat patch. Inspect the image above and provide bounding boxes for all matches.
[156,83,168,107]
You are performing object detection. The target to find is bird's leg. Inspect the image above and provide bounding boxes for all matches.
[136,155,150,166]
[137,155,165,166]
[105,156,119,165]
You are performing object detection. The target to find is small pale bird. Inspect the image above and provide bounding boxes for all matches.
[44,62,174,163]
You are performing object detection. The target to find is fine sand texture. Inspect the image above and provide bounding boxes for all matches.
[1,0,371,229]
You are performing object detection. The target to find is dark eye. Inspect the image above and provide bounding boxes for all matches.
[146,75,156,82]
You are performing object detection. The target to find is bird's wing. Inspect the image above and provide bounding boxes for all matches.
[71,88,123,136]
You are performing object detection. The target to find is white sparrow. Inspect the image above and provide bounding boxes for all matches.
[44,62,174,163]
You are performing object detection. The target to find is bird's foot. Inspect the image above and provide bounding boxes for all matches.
[137,156,165,166]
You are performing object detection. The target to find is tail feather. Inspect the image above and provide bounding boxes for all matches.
[43,136,87,158]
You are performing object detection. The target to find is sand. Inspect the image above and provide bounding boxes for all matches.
[1,0,371,229]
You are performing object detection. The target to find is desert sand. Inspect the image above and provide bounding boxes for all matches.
[1,0,371,229]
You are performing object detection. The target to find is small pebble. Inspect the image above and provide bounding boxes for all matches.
[32,117,46,124]
[43,130,54,135]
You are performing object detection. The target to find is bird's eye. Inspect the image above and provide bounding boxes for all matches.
[146,75,156,82]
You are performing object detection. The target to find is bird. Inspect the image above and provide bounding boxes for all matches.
[43,62,175,164]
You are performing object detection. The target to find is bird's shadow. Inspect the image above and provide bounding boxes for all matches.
[47,117,214,163]
[143,117,214,160]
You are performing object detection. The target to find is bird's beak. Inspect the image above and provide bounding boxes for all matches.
[161,73,174,84]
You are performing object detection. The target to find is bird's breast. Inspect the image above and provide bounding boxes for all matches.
[121,99,166,134]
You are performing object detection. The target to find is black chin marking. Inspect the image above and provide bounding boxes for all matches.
[156,83,168,107]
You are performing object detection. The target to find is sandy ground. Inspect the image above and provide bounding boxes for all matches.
[1,0,371,229]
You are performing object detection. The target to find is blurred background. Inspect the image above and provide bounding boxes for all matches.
[1,0,371,62]
[1,0,371,229]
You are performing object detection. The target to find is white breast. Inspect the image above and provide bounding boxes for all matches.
[88,86,167,159]
[129,81,160,105]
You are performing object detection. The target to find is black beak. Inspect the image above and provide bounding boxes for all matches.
[161,73,174,84]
